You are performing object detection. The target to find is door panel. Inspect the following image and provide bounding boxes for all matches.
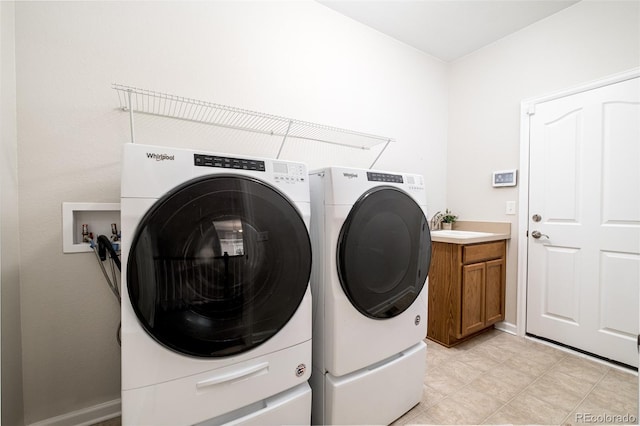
[543,109,582,222]
[527,77,640,367]
[599,251,640,338]
[602,102,640,223]
[542,246,580,324]
[485,259,504,325]
[460,263,485,337]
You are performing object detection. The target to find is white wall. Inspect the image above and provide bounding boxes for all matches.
[1,1,25,425]
[13,1,448,423]
[448,0,640,325]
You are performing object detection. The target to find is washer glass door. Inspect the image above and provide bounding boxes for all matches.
[337,186,431,319]
[127,175,311,357]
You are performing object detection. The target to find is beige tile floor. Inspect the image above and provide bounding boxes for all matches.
[95,329,638,426]
[393,329,639,425]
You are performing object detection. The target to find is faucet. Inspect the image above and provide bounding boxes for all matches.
[430,211,443,231]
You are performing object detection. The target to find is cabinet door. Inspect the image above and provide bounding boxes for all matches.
[459,263,486,338]
[485,258,505,325]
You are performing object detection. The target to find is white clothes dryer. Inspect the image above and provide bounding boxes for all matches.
[308,167,431,426]
[120,144,312,426]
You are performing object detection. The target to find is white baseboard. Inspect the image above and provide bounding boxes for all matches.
[495,321,517,335]
[28,398,121,426]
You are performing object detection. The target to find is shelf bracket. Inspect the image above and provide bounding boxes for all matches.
[369,139,391,169]
[127,89,136,144]
[276,120,293,159]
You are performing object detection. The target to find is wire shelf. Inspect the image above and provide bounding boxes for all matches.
[113,84,394,159]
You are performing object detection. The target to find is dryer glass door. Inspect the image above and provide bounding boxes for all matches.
[127,175,311,357]
[337,186,431,319]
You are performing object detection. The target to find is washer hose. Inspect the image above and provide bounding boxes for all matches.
[91,235,122,346]
[97,234,121,271]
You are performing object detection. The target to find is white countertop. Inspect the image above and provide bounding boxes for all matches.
[430,221,511,244]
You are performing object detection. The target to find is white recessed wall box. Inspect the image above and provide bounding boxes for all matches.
[492,169,517,187]
[62,202,121,253]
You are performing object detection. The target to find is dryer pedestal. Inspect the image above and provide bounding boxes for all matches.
[312,341,426,426]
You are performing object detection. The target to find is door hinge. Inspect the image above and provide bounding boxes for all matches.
[637,334,640,351]
[527,104,536,115]
[526,230,529,237]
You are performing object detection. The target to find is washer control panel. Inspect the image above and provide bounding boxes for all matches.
[273,161,306,184]
[194,154,266,172]
[367,172,403,183]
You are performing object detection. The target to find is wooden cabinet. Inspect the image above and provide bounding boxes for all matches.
[427,240,506,347]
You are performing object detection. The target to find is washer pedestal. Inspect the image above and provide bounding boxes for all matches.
[312,341,426,426]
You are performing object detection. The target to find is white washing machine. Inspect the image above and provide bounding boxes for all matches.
[308,167,431,426]
[120,144,312,426]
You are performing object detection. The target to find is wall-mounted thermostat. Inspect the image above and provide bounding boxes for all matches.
[492,169,517,187]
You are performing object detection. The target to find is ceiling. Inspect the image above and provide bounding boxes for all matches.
[318,0,580,62]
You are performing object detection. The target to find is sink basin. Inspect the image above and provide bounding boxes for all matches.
[431,230,494,238]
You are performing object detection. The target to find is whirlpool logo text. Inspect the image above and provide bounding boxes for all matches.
[146,153,175,161]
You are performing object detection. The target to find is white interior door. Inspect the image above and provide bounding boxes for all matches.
[526,76,640,368]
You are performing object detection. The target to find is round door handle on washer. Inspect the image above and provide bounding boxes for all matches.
[531,230,549,239]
